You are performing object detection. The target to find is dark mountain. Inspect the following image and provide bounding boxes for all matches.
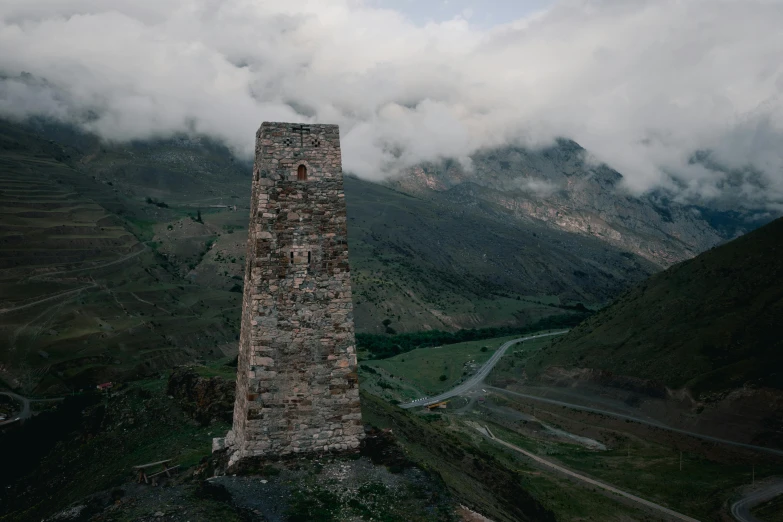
[519,218,783,452]
[3,119,666,335]
[528,216,783,395]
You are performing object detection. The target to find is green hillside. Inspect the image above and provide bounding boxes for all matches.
[0,120,243,394]
[343,175,658,333]
[527,217,783,396]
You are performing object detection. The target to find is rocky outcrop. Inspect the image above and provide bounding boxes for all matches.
[388,141,770,268]
[167,367,235,426]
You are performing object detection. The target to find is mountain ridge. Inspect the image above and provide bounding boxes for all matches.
[386,140,772,268]
[527,216,783,395]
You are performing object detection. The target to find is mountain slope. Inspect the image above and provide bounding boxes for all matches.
[0,116,775,396]
[0,120,243,394]
[388,141,772,268]
[7,119,665,331]
[343,175,659,333]
[528,216,783,396]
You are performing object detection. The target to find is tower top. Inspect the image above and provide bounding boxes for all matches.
[254,122,342,183]
[257,122,340,150]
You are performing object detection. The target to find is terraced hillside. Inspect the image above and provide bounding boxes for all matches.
[0,122,242,394]
[0,151,139,307]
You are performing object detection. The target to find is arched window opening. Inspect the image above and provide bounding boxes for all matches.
[290,251,294,264]
[307,251,311,264]
[297,164,307,180]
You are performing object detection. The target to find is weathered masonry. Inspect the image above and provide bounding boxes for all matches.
[217,122,363,465]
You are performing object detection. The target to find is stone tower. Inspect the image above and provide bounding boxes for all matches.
[219,122,363,465]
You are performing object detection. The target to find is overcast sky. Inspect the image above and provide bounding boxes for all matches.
[0,0,782,209]
[371,0,552,27]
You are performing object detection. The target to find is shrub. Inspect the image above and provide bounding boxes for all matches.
[355,313,588,360]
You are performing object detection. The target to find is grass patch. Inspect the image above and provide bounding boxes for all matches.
[192,357,239,381]
[752,493,783,522]
[0,375,229,521]
[357,314,584,360]
[484,420,780,521]
[124,218,157,242]
[363,335,519,395]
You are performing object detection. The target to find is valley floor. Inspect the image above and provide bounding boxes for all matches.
[359,333,783,522]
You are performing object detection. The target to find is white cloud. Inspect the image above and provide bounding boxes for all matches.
[0,0,782,207]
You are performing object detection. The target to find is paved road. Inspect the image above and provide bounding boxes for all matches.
[731,481,783,522]
[488,386,783,458]
[474,424,702,522]
[0,391,63,427]
[0,391,29,426]
[400,331,568,409]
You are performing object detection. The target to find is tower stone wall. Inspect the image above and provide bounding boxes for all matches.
[221,122,362,464]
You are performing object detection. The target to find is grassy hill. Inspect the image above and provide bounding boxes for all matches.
[343,175,658,333]
[526,217,783,396]
[0,120,243,394]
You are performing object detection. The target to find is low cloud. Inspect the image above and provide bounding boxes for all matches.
[1,0,782,208]
[511,177,559,197]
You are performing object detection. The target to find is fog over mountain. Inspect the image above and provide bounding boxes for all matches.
[1,0,782,210]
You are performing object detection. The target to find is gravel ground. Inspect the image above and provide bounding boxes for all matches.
[212,454,455,521]
[44,453,458,522]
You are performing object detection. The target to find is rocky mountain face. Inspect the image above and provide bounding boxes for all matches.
[388,140,770,268]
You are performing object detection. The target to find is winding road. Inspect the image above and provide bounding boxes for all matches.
[394,330,783,520]
[0,284,96,316]
[0,391,63,427]
[474,424,702,522]
[400,330,568,409]
[730,481,783,522]
[488,386,783,458]
[0,391,30,426]
[397,330,783,458]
